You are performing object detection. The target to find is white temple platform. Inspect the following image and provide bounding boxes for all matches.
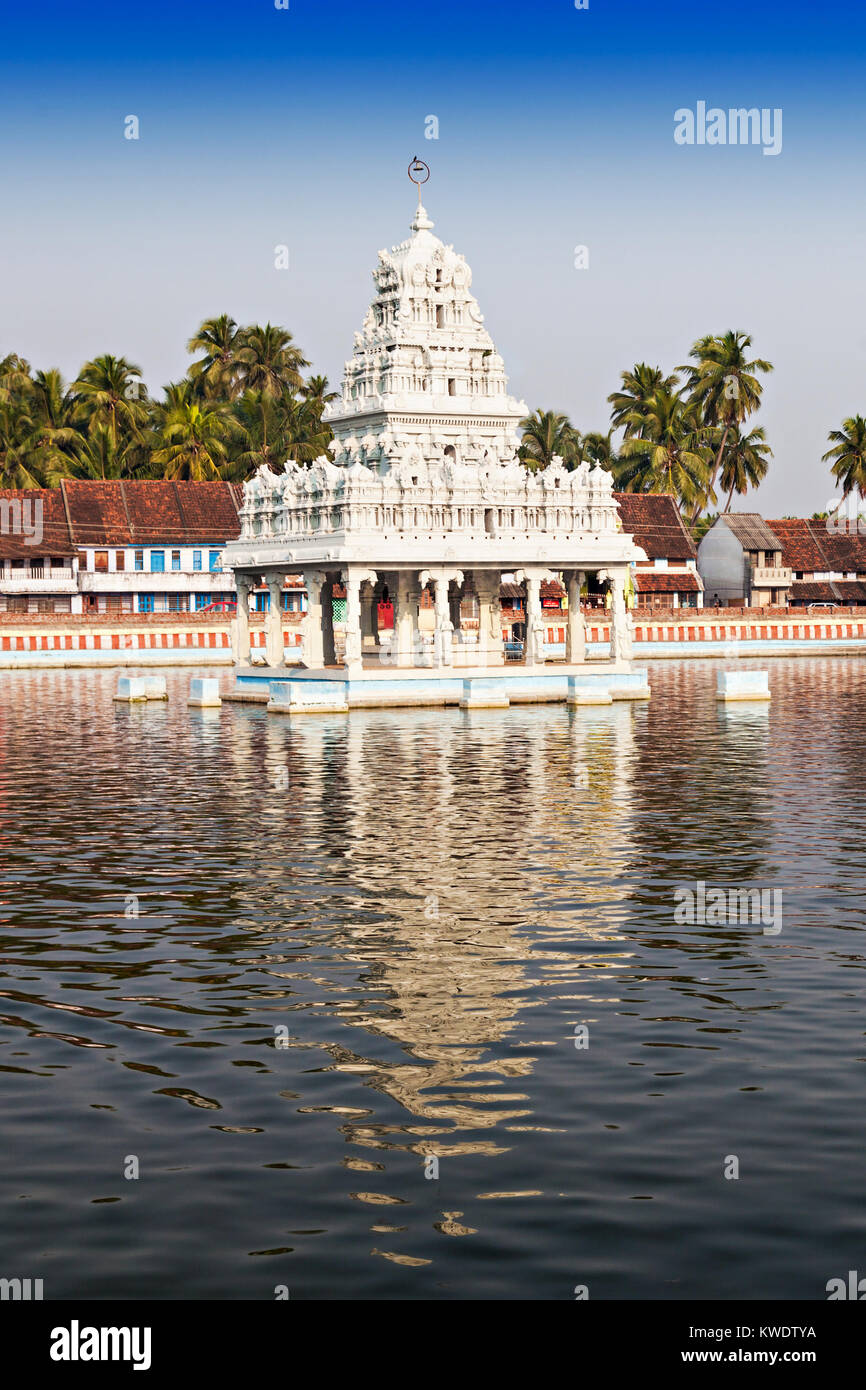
[228,662,651,711]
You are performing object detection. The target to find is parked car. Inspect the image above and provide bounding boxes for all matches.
[197,600,237,614]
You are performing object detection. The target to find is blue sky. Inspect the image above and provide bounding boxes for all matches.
[2,0,864,513]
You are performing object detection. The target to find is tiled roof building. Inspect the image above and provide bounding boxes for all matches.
[614,492,702,607]
[0,480,243,615]
[768,517,866,605]
[698,514,791,607]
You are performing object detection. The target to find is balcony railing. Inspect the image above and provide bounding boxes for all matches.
[751,565,792,586]
[1,566,75,581]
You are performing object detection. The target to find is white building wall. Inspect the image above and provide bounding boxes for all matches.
[77,543,237,613]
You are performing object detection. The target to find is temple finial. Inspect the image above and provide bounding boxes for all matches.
[408,156,432,229]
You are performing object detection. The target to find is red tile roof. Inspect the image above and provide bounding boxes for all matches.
[767,517,866,577]
[0,488,74,558]
[613,492,696,560]
[809,526,866,574]
[61,480,241,547]
[790,580,866,603]
[635,571,701,593]
[791,581,841,602]
[765,519,828,572]
[0,480,243,557]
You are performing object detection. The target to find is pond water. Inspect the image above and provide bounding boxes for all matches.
[0,658,863,1300]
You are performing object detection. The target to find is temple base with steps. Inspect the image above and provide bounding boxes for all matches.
[227,663,651,712]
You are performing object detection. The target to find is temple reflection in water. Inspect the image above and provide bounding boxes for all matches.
[243,701,641,1153]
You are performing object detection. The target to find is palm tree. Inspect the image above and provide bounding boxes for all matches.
[232,325,310,452]
[226,391,334,479]
[0,353,33,402]
[68,423,141,481]
[614,389,712,510]
[229,391,293,476]
[72,355,149,470]
[236,324,308,400]
[518,409,581,471]
[681,331,773,520]
[187,315,242,400]
[823,415,866,499]
[580,430,618,471]
[301,374,338,407]
[18,369,84,482]
[0,396,46,488]
[151,400,239,481]
[158,380,195,414]
[719,425,772,511]
[608,363,679,438]
[283,394,334,466]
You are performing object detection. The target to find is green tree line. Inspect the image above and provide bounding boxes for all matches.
[519,332,866,522]
[4,320,864,522]
[0,315,335,487]
[519,330,775,522]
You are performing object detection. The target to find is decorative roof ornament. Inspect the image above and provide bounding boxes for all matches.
[408,155,430,196]
[408,156,434,231]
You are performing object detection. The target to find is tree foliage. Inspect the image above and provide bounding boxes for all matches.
[0,321,333,488]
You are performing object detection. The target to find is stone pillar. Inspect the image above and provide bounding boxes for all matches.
[421,568,463,668]
[232,573,254,666]
[361,582,376,651]
[518,567,557,666]
[523,570,543,667]
[601,566,633,664]
[264,571,284,667]
[433,573,453,667]
[565,570,586,665]
[395,572,420,667]
[301,568,327,670]
[322,576,336,666]
[476,571,504,668]
[342,567,376,673]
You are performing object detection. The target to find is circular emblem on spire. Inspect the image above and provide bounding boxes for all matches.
[408,156,430,187]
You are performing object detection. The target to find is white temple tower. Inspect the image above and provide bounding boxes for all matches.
[324,199,527,470]
[223,179,650,710]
